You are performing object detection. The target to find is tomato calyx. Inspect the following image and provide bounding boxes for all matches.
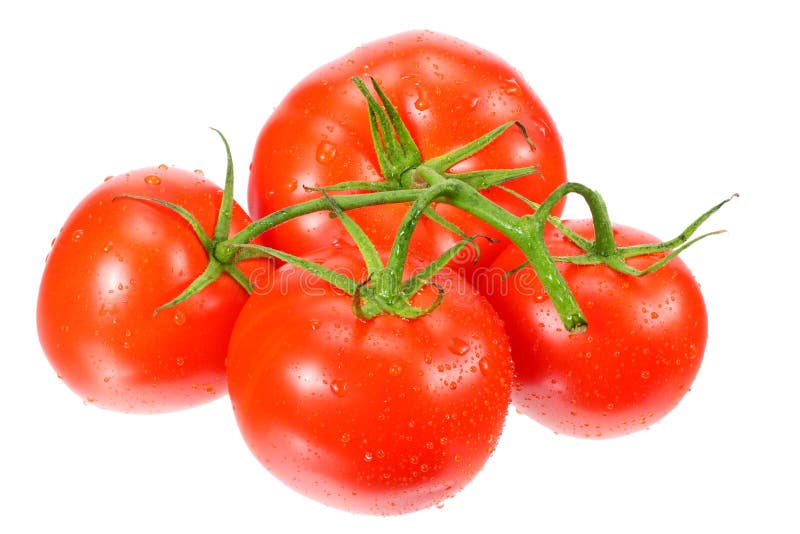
[515,183,733,330]
[350,76,540,193]
[526,182,735,269]
[114,129,255,313]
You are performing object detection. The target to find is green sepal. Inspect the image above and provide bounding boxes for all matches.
[233,244,360,296]
[153,261,224,315]
[448,166,538,190]
[425,121,533,173]
[210,128,236,243]
[318,189,383,273]
[401,235,480,298]
[113,194,214,251]
[498,185,593,251]
[351,77,422,183]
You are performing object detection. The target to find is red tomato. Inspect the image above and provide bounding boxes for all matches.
[37,166,267,413]
[227,245,512,515]
[248,30,566,272]
[484,220,708,438]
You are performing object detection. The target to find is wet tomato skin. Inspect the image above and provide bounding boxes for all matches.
[37,166,267,413]
[484,220,708,438]
[227,246,513,514]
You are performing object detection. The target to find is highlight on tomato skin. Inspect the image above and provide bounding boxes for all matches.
[37,166,268,414]
[226,245,514,515]
[483,220,709,439]
[247,29,567,274]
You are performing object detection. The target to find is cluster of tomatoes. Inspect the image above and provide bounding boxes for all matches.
[37,31,711,515]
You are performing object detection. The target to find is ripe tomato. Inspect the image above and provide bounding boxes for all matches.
[37,166,267,413]
[248,30,566,272]
[227,245,512,515]
[484,220,708,438]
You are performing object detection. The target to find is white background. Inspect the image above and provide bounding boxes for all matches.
[3,1,798,532]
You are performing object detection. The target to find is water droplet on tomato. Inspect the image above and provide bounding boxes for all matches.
[501,78,521,95]
[144,174,161,185]
[436,502,445,510]
[414,86,431,111]
[158,163,169,170]
[640,370,651,379]
[330,379,348,397]
[389,361,403,377]
[102,241,113,253]
[193,169,204,176]
[103,175,113,182]
[478,358,491,375]
[423,352,433,364]
[103,376,111,383]
[363,451,374,462]
[340,432,351,444]
[176,358,185,366]
[286,178,298,192]
[203,384,214,393]
[316,141,337,164]
[448,338,470,356]
[309,319,321,331]
[173,309,187,326]
[71,229,84,242]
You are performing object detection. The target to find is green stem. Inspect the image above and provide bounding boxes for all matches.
[414,165,587,331]
[524,183,620,331]
[382,181,458,298]
[318,189,383,273]
[217,161,585,328]
[211,128,236,243]
[216,189,423,262]
[531,182,618,257]
[415,166,523,241]
[235,243,360,295]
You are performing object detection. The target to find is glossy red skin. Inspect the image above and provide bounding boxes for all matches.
[484,221,708,438]
[227,246,512,515]
[37,166,267,413]
[248,30,566,273]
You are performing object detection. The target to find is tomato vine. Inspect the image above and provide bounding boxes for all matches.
[153,77,731,334]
